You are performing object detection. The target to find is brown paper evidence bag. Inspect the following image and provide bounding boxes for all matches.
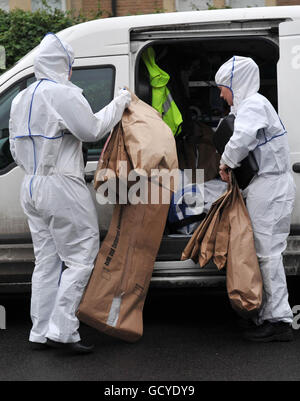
[181,172,263,316]
[77,93,178,342]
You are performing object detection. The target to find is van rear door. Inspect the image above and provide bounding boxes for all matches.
[278,20,300,227]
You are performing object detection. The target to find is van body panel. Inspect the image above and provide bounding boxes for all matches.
[278,20,300,224]
[0,167,28,236]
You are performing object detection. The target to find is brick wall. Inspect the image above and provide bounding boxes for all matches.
[80,0,164,17]
[82,0,112,17]
[70,0,300,18]
[117,0,164,16]
[277,0,300,5]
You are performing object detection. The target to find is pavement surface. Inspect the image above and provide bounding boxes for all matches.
[1,278,300,381]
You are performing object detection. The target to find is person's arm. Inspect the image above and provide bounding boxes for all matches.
[56,88,131,142]
[221,99,267,169]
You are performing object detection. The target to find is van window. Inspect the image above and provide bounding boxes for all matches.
[0,84,22,140]
[0,76,35,170]
[0,76,35,141]
[71,66,115,158]
[71,67,115,112]
[0,77,35,170]
[0,83,23,170]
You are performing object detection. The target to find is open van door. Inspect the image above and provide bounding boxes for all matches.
[278,20,300,227]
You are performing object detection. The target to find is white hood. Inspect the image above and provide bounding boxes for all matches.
[215,56,260,115]
[34,33,74,84]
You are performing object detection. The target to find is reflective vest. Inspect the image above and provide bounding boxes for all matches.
[141,47,183,136]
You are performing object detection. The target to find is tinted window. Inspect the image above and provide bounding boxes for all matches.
[0,84,22,140]
[71,67,115,112]
[71,67,115,156]
[0,83,23,169]
[0,76,35,141]
[26,76,36,87]
[0,78,33,169]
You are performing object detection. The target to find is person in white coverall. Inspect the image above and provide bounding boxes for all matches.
[9,33,131,353]
[215,56,295,342]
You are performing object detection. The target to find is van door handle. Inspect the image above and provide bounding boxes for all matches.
[292,163,300,173]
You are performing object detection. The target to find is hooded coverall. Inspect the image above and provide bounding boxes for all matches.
[9,33,131,343]
[215,56,295,324]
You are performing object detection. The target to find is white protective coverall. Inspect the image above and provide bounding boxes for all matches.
[215,56,295,324]
[9,33,131,343]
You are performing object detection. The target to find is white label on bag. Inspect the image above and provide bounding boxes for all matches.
[0,306,6,330]
[107,295,123,327]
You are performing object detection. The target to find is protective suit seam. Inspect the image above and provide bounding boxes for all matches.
[45,32,73,74]
[256,131,287,148]
[230,55,236,93]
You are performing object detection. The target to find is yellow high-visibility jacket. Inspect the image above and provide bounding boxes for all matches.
[142,47,183,136]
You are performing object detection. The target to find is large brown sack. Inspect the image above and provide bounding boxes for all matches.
[199,188,232,268]
[181,187,231,265]
[181,173,263,315]
[77,200,169,342]
[77,92,178,342]
[225,175,263,315]
[94,92,178,193]
[123,92,178,187]
[94,123,132,191]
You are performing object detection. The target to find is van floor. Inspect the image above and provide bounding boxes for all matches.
[157,235,190,261]
[100,230,190,261]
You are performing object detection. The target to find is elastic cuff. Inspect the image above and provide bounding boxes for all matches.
[46,332,81,344]
[257,317,293,325]
[221,154,238,169]
[268,318,293,324]
[29,333,47,344]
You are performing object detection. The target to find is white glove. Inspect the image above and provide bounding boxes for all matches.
[118,88,131,108]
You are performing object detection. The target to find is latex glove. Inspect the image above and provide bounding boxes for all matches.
[118,87,131,108]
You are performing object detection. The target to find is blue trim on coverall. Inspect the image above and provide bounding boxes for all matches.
[27,79,59,198]
[45,32,73,75]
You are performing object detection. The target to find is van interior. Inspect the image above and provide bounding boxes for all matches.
[135,36,279,261]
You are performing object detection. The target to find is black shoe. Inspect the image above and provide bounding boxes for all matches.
[29,341,50,351]
[243,321,294,342]
[68,342,94,354]
[237,318,257,330]
[46,339,94,354]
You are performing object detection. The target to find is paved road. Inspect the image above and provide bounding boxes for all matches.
[1,278,300,381]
